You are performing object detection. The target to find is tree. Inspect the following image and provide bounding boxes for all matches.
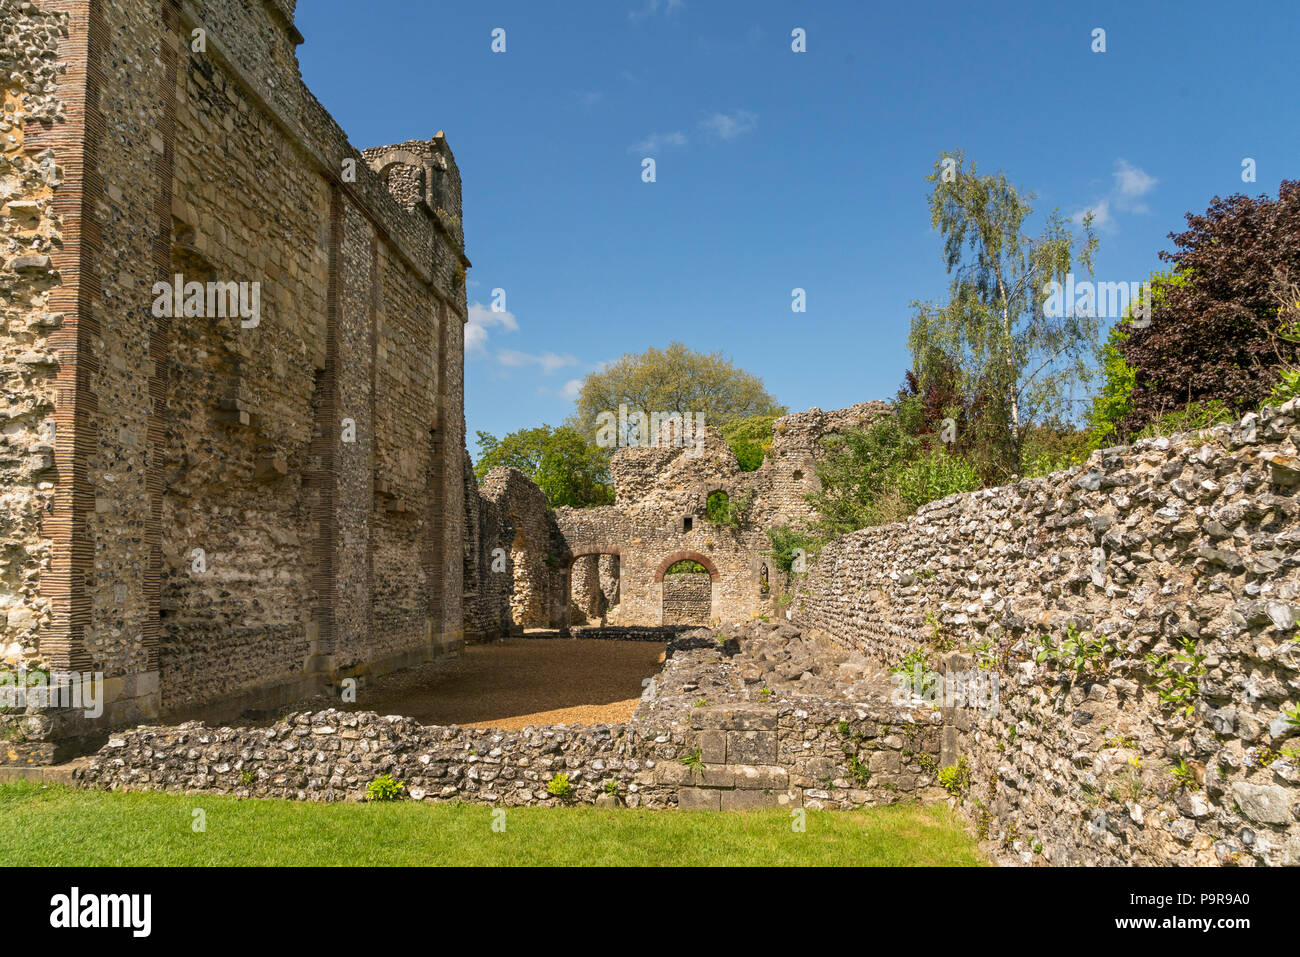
[909,150,1099,483]
[807,394,978,533]
[720,413,781,471]
[569,342,783,442]
[1118,181,1300,433]
[473,425,614,509]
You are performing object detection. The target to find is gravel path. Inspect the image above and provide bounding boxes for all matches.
[329,638,666,730]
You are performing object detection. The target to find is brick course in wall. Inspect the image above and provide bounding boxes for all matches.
[1,0,471,762]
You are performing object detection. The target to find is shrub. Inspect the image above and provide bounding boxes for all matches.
[764,524,829,575]
[546,773,573,798]
[1130,399,1236,440]
[665,559,707,575]
[721,413,780,471]
[1118,183,1300,433]
[937,756,971,797]
[366,773,405,802]
[891,446,980,509]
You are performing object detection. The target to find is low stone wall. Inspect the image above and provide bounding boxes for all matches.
[792,403,1300,865]
[75,625,943,811]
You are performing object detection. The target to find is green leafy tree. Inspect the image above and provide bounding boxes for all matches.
[1118,180,1300,433]
[568,342,783,443]
[909,150,1099,484]
[720,413,781,471]
[473,425,613,508]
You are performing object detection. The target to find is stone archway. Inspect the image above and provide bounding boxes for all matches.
[653,551,719,583]
[655,551,717,625]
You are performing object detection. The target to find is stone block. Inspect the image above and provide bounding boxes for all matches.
[677,787,721,811]
[730,764,789,790]
[727,730,777,764]
[698,730,726,764]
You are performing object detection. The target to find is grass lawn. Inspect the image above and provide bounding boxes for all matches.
[0,781,985,866]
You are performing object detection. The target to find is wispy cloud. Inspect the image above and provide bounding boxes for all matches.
[699,109,757,141]
[1072,159,1157,232]
[466,301,518,353]
[497,349,579,374]
[1114,159,1157,200]
[629,110,758,154]
[629,130,687,153]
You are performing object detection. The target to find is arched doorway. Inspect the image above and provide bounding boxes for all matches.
[654,551,718,626]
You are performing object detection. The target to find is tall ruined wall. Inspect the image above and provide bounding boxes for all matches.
[751,401,889,528]
[472,467,563,633]
[544,404,890,630]
[1,0,469,760]
[791,403,1300,866]
[0,2,66,756]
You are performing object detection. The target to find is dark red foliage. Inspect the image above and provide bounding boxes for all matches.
[1119,180,1300,434]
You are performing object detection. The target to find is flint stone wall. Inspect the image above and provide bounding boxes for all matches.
[76,628,944,811]
[661,572,711,625]
[792,403,1300,866]
[75,702,941,810]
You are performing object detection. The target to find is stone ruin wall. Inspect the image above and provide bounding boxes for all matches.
[1,1,64,686]
[453,402,893,636]
[791,403,1300,866]
[1,0,470,762]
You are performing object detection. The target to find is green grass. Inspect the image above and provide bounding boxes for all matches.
[0,782,984,866]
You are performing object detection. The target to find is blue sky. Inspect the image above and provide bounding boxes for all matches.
[295,0,1300,450]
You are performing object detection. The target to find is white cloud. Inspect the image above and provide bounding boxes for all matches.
[1072,160,1157,234]
[466,301,518,353]
[497,349,579,374]
[561,378,584,399]
[698,109,758,141]
[1114,159,1157,199]
[629,130,687,153]
[1072,198,1113,232]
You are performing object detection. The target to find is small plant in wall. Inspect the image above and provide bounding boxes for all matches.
[1170,759,1199,791]
[846,754,872,787]
[680,748,705,776]
[937,756,971,797]
[1145,637,1207,718]
[602,779,620,795]
[891,648,937,697]
[923,610,957,652]
[758,686,772,700]
[1283,703,1300,729]
[1037,622,1112,677]
[238,769,257,788]
[366,773,405,802]
[546,772,574,799]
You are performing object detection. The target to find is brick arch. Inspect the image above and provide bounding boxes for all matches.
[654,551,718,583]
